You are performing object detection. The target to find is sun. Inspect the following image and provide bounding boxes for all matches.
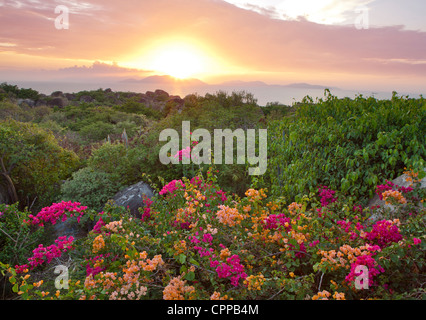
[148,43,206,79]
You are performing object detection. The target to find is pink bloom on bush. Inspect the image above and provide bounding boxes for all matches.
[362,220,402,248]
[26,201,88,227]
[159,180,185,196]
[15,236,74,273]
[413,238,421,245]
[318,186,337,207]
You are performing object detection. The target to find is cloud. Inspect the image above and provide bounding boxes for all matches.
[0,61,152,82]
[222,0,375,24]
[0,0,425,90]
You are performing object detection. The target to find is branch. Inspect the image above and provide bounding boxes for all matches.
[0,226,17,244]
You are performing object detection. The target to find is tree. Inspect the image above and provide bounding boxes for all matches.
[0,119,80,209]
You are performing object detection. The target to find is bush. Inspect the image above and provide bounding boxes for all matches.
[2,167,424,300]
[0,119,80,209]
[79,121,116,143]
[88,142,146,187]
[263,92,426,204]
[60,167,119,212]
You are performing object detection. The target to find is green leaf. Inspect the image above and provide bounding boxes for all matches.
[185,271,195,281]
[189,258,200,267]
[178,254,186,264]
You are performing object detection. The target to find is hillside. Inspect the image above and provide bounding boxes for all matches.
[0,83,425,301]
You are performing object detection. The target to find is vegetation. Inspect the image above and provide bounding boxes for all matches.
[0,84,425,300]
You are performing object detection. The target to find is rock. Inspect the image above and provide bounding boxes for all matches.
[53,219,83,239]
[154,89,169,101]
[80,95,94,103]
[112,181,154,217]
[165,96,185,113]
[51,91,65,98]
[65,93,76,101]
[17,98,35,108]
[48,97,68,108]
[145,91,156,99]
[367,169,426,223]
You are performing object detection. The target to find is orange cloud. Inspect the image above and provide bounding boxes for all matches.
[1,0,425,90]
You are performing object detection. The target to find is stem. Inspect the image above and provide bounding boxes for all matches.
[318,272,325,292]
[0,172,18,204]
[0,226,17,244]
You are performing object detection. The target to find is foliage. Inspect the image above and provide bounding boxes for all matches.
[60,167,119,212]
[0,83,40,101]
[138,91,266,195]
[114,97,163,120]
[263,91,426,205]
[0,119,80,209]
[88,142,146,187]
[1,167,424,300]
[0,204,46,268]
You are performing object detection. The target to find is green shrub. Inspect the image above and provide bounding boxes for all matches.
[0,119,80,210]
[88,142,146,186]
[60,167,120,212]
[263,91,426,204]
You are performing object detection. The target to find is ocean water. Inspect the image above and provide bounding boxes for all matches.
[9,80,423,106]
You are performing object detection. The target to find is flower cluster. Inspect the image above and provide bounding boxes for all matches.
[210,291,232,300]
[318,244,381,272]
[15,236,74,273]
[216,205,245,227]
[8,168,425,301]
[104,220,123,233]
[382,190,407,205]
[312,290,345,300]
[210,254,247,287]
[159,180,185,196]
[26,201,88,226]
[140,196,154,221]
[163,276,196,300]
[245,189,267,202]
[263,213,292,231]
[318,186,337,207]
[244,273,265,291]
[92,235,105,253]
[375,179,413,201]
[361,219,402,248]
[345,253,385,287]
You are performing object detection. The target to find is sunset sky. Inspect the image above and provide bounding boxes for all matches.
[1,0,426,93]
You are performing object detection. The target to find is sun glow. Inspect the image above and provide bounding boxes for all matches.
[145,43,210,79]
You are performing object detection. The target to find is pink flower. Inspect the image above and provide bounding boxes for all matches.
[26,201,88,227]
[318,186,337,207]
[413,238,421,245]
[15,236,74,273]
[159,180,185,196]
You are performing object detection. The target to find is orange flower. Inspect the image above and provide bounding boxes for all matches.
[163,276,196,300]
[382,190,407,205]
[92,234,105,253]
[216,205,245,227]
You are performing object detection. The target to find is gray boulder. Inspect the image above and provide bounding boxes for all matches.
[17,98,35,108]
[367,169,426,223]
[112,181,154,217]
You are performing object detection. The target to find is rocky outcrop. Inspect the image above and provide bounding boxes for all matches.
[79,95,94,103]
[112,181,154,217]
[367,169,426,223]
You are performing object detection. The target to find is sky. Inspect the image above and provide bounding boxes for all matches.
[0,0,426,94]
